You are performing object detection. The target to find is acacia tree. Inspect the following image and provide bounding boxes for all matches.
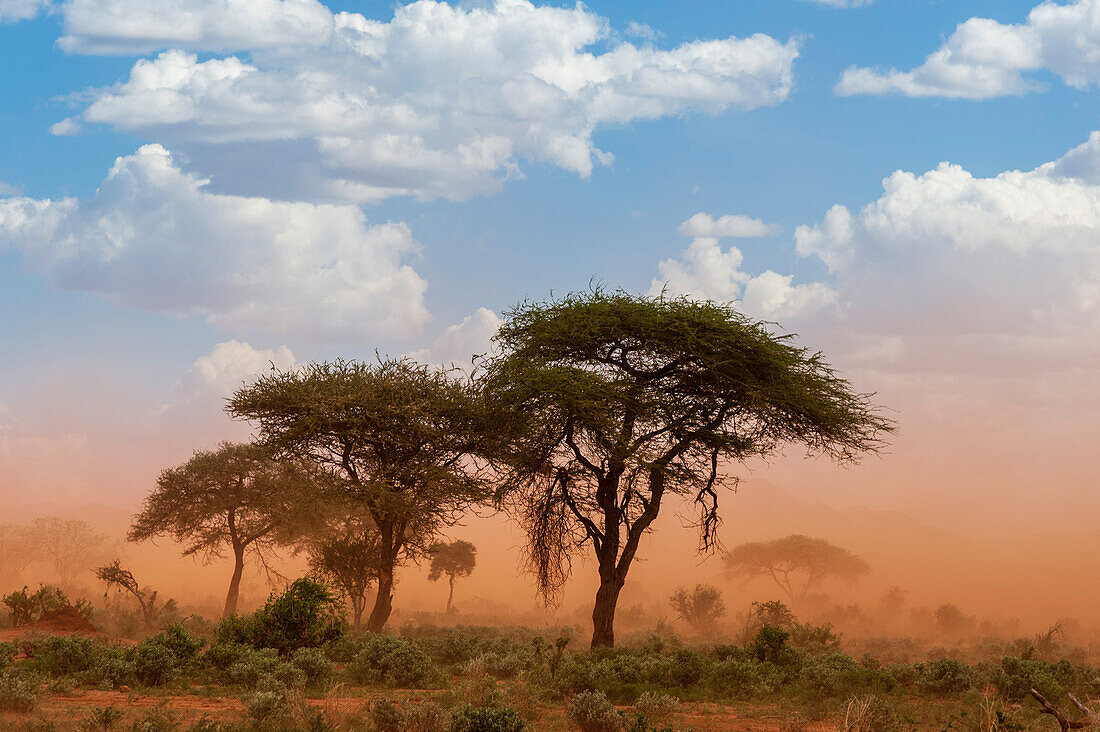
[129,442,315,617]
[723,535,870,603]
[227,358,492,633]
[28,518,112,589]
[482,290,892,648]
[305,507,380,628]
[427,539,477,614]
[95,560,172,629]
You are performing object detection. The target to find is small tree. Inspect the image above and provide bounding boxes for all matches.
[305,507,380,627]
[0,525,34,589]
[724,535,869,603]
[427,540,477,614]
[669,584,725,636]
[27,518,112,588]
[129,442,318,617]
[94,560,173,629]
[228,358,493,633]
[482,290,892,647]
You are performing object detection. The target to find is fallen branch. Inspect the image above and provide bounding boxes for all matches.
[1030,688,1099,731]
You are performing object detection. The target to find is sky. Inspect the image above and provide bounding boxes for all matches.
[1,0,1099,550]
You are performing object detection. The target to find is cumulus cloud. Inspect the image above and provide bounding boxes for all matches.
[836,0,1100,99]
[794,132,1100,341]
[0,145,429,342]
[177,340,297,399]
[55,0,799,202]
[651,214,836,321]
[0,0,49,22]
[58,0,333,54]
[406,307,502,370]
[678,212,782,238]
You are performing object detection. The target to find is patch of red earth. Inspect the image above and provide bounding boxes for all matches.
[0,605,134,646]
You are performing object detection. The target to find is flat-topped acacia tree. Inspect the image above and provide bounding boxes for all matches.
[227,358,492,633]
[480,290,893,648]
[723,535,870,603]
[129,442,314,617]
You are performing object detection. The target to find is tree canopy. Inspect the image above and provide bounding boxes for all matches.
[481,289,892,647]
[427,539,477,614]
[723,534,871,602]
[227,358,493,632]
[129,441,316,616]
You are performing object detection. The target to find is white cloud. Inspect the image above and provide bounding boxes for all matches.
[406,307,502,370]
[678,212,781,238]
[0,0,48,22]
[836,0,1100,99]
[651,214,837,321]
[177,340,297,398]
[0,181,23,196]
[58,0,334,54]
[0,145,429,342]
[56,0,799,202]
[795,132,1100,340]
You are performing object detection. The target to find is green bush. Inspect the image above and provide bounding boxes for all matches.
[449,704,526,732]
[370,697,404,732]
[225,648,304,690]
[0,669,39,712]
[568,690,621,732]
[348,635,441,688]
[214,577,346,657]
[632,691,678,727]
[31,635,105,676]
[750,626,793,664]
[128,703,181,732]
[246,687,291,731]
[916,657,973,695]
[405,701,448,732]
[290,647,332,685]
[3,586,68,626]
[80,705,124,731]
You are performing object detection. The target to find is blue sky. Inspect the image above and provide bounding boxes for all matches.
[1,0,1099,526]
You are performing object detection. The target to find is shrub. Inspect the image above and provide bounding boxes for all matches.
[708,658,762,697]
[916,657,973,695]
[215,577,346,656]
[129,703,181,732]
[663,649,710,687]
[80,706,125,731]
[841,695,898,732]
[3,586,68,626]
[349,635,440,688]
[32,635,104,676]
[790,622,843,657]
[133,643,181,687]
[750,625,793,664]
[225,648,304,690]
[568,690,621,732]
[449,705,526,732]
[405,701,448,732]
[290,647,332,685]
[632,691,678,727]
[245,679,291,730]
[370,697,404,732]
[0,669,39,712]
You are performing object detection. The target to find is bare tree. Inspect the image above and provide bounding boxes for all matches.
[0,524,34,589]
[723,535,870,603]
[427,540,477,614]
[27,518,112,588]
[94,560,170,629]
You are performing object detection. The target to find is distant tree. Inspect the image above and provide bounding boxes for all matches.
[723,535,870,603]
[27,517,112,588]
[95,560,175,629]
[305,506,380,627]
[481,290,892,647]
[934,603,967,634]
[0,525,34,588]
[880,585,907,615]
[228,358,493,633]
[129,442,318,617]
[669,584,725,636]
[427,540,477,614]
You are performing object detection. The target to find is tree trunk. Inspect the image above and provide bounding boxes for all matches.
[590,573,624,648]
[367,564,394,632]
[223,544,245,618]
[351,593,365,628]
[446,574,455,614]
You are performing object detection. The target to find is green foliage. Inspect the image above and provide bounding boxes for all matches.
[128,703,181,732]
[224,647,304,690]
[80,706,125,731]
[370,697,404,732]
[631,692,678,727]
[214,577,346,656]
[0,669,39,712]
[750,625,793,664]
[449,705,526,732]
[790,622,843,657]
[245,679,291,731]
[567,690,621,732]
[348,635,441,688]
[2,585,68,626]
[30,635,105,676]
[915,657,973,695]
[290,647,332,685]
[132,624,203,686]
[405,701,449,732]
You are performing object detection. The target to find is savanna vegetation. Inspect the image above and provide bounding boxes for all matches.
[1,291,1087,730]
